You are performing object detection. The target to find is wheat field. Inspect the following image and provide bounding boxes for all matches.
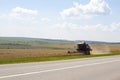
[0,44,120,59]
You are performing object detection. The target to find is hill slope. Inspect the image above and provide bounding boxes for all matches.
[0,37,119,49]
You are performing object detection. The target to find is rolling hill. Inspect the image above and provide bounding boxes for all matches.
[0,37,119,49]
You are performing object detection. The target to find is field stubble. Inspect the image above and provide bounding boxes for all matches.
[91,44,120,54]
[0,44,120,59]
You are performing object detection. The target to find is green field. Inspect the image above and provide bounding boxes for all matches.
[0,37,74,49]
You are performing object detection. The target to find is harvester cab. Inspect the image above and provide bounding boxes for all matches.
[76,42,92,55]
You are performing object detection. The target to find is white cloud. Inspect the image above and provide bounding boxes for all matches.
[41,18,50,22]
[60,0,111,19]
[0,7,38,19]
[9,7,38,18]
[78,23,120,32]
[49,22,120,41]
[0,7,39,23]
[53,22,120,32]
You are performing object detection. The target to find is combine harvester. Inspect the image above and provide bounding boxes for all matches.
[68,42,92,55]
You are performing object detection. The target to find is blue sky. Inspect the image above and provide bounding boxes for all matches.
[0,0,120,42]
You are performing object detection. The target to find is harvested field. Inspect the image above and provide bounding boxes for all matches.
[0,49,67,59]
[0,44,120,59]
[91,44,120,54]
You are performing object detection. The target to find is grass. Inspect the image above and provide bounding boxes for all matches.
[0,52,120,64]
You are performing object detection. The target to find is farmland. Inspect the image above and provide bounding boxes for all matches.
[0,37,74,59]
[0,37,120,64]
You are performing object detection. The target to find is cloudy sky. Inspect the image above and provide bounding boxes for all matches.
[0,0,120,42]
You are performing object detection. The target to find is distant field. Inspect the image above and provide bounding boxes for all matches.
[0,37,120,60]
[0,37,74,49]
